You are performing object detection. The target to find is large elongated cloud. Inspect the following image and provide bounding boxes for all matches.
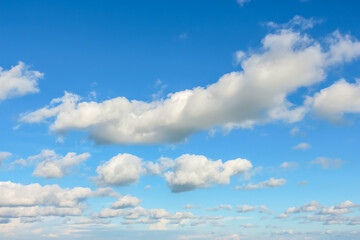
[0,181,118,208]
[19,27,360,144]
[0,62,43,101]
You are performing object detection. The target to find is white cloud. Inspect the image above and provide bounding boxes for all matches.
[236,205,257,213]
[310,157,344,169]
[266,15,321,31]
[164,154,252,193]
[98,206,148,219]
[111,195,141,209]
[24,150,91,178]
[205,205,232,211]
[19,27,360,145]
[309,79,360,122]
[235,177,286,190]
[146,157,174,175]
[95,153,144,187]
[0,181,120,223]
[280,161,299,169]
[285,200,321,214]
[0,181,117,208]
[292,142,311,150]
[0,62,43,101]
[0,152,11,167]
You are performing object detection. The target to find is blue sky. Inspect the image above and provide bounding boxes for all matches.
[0,0,360,239]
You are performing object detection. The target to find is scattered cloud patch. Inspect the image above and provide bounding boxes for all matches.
[235,177,286,190]
[292,142,311,150]
[280,161,299,169]
[310,157,344,169]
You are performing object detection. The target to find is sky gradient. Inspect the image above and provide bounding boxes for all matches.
[0,0,360,239]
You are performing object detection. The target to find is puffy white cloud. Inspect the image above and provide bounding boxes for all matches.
[0,62,43,101]
[310,157,344,169]
[292,142,311,150]
[309,79,360,121]
[98,206,148,219]
[19,27,360,145]
[149,209,169,219]
[95,153,144,187]
[0,181,117,208]
[335,200,358,209]
[111,195,141,209]
[236,205,257,213]
[235,177,286,190]
[285,201,321,214]
[0,181,121,224]
[22,150,91,178]
[0,152,11,167]
[164,154,252,193]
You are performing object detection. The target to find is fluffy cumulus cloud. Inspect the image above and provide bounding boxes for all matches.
[0,62,43,101]
[93,153,253,192]
[95,153,144,187]
[28,150,90,178]
[309,79,360,121]
[0,181,118,208]
[19,26,360,145]
[0,181,119,221]
[235,177,286,190]
[111,195,142,209]
[164,154,252,193]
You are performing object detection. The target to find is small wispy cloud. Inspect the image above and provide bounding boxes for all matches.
[292,142,311,150]
[310,157,344,169]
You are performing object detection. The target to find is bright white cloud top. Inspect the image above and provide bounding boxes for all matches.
[0,62,42,101]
